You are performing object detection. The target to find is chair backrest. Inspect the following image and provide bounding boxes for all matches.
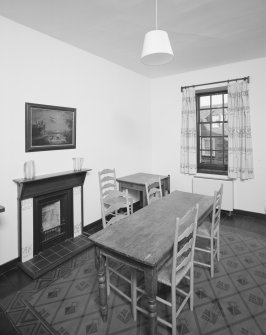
[211,184,223,233]
[98,168,117,201]
[145,177,163,205]
[171,204,199,285]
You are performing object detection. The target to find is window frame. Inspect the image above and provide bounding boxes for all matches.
[196,87,228,175]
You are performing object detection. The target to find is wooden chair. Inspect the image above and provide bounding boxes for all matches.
[194,185,223,278]
[98,168,133,227]
[98,171,137,320]
[136,204,199,334]
[145,177,163,205]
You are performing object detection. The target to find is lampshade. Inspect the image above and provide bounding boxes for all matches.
[141,30,174,66]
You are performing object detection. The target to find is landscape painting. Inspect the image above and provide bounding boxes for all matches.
[25,103,76,152]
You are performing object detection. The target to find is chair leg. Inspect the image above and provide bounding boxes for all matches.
[131,270,137,321]
[210,237,214,278]
[190,265,194,311]
[106,259,110,296]
[171,284,177,335]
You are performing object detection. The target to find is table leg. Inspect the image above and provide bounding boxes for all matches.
[166,175,170,194]
[144,268,158,335]
[140,189,144,208]
[95,247,108,321]
[162,175,170,196]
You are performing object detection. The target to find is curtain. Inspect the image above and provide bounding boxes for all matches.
[227,81,254,180]
[180,87,197,174]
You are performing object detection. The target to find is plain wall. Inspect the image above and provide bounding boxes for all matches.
[150,57,266,214]
[0,16,151,265]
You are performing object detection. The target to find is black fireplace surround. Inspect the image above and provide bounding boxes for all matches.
[14,169,90,260]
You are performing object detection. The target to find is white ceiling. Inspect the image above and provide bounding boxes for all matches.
[0,0,265,78]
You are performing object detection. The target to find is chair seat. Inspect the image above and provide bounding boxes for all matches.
[196,220,212,238]
[104,192,133,211]
[197,220,219,238]
[158,255,191,287]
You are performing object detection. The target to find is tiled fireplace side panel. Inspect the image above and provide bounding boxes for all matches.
[73,186,82,237]
[21,198,34,262]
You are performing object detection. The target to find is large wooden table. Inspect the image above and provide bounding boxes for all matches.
[117,172,170,207]
[89,190,214,335]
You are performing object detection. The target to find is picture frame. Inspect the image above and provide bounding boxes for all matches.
[25,103,76,152]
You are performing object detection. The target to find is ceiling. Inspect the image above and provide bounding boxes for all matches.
[0,0,265,78]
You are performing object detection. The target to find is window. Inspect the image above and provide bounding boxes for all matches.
[196,88,228,175]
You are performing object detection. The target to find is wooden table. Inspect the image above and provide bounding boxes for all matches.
[89,190,214,335]
[117,172,170,207]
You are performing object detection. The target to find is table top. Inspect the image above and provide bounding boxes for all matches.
[89,190,213,267]
[116,172,168,185]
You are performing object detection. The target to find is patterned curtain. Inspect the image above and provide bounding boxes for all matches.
[227,81,254,180]
[180,87,197,174]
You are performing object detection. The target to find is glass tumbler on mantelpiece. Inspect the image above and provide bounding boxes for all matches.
[72,157,84,171]
[23,160,35,179]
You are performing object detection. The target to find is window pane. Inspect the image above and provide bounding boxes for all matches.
[224,150,228,165]
[224,94,228,107]
[200,96,210,108]
[212,137,223,151]
[224,108,228,121]
[200,151,211,164]
[212,151,224,165]
[224,138,228,164]
[224,124,228,135]
[200,109,211,122]
[224,137,228,150]
[212,94,223,107]
[200,124,210,136]
[212,109,223,122]
[211,123,223,135]
[201,137,211,152]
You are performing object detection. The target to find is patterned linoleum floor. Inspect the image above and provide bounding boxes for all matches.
[0,221,265,335]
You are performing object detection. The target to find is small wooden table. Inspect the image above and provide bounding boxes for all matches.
[89,190,214,335]
[117,172,170,207]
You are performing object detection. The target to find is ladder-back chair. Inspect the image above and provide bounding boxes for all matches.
[98,168,133,227]
[145,177,163,205]
[194,184,223,278]
[136,204,199,335]
[98,170,137,320]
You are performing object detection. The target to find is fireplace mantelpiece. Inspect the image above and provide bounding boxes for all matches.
[14,169,90,200]
[14,169,91,263]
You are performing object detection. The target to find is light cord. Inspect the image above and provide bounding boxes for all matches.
[156,0,158,30]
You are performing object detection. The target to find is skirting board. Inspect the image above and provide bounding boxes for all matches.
[0,257,20,275]
[233,209,266,220]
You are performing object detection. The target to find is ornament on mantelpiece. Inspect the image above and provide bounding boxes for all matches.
[23,160,35,179]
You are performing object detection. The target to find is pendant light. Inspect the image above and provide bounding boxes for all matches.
[141,0,174,65]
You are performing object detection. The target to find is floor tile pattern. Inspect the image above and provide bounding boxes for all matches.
[0,222,265,335]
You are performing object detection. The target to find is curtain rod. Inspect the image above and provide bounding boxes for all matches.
[181,76,250,92]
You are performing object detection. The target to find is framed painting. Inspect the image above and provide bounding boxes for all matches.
[25,103,76,152]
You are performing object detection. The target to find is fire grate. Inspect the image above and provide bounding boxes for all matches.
[42,222,66,244]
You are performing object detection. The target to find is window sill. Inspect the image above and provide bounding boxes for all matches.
[195,173,233,181]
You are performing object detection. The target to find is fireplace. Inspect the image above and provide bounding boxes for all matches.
[34,189,73,254]
[14,169,90,263]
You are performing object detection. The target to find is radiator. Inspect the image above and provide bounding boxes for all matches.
[192,176,234,212]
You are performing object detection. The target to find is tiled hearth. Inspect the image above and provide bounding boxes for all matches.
[19,235,92,279]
